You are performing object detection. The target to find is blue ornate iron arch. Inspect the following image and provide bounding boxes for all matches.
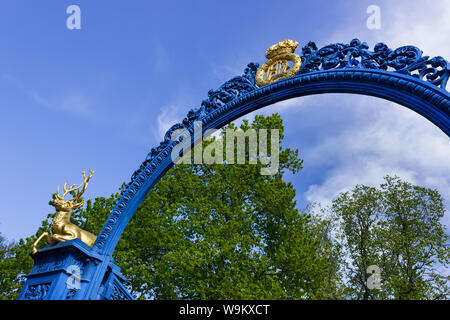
[18,39,450,300]
[94,39,450,257]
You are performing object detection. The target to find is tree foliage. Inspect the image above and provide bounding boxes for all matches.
[332,176,450,300]
[0,116,448,300]
[0,114,340,300]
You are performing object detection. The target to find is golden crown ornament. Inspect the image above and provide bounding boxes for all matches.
[255,39,302,87]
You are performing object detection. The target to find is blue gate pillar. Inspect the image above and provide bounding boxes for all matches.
[18,239,133,300]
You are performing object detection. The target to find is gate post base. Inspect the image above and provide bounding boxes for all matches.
[17,239,133,300]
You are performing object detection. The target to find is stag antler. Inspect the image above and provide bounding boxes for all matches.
[72,168,94,202]
[55,182,81,200]
[54,169,94,205]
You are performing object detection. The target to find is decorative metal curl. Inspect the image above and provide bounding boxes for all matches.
[299,38,449,89]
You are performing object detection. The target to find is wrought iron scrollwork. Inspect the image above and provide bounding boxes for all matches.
[299,38,450,89]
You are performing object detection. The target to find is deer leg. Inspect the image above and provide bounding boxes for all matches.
[52,233,77,242]
[32,232,56,255]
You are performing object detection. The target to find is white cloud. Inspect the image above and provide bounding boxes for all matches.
[300,0,450,229]
[381,0,450,58]
[154,104,184,140]
[303,97,450,228]
[379,1,450,91]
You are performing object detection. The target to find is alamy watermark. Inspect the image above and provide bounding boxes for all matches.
[170,121,280,175]
[366,5,381,30]
[367,265,381,290]
[66,264,82,290]
[66,5,81,30]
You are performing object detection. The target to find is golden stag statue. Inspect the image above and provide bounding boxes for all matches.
[32,169,96,255]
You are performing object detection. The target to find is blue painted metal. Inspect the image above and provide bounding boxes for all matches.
[18,39,450,299]
[17,239,133,300]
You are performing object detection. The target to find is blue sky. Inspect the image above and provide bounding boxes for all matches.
[0,0,449,245]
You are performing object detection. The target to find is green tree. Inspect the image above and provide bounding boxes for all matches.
[331,176,450,300]
[0,114,340,300]
[310,207,346,299]
[330,184,384,299]
[0,232,14,299]
[0,232,31,299]
[83,114,338,299]
[379,176,450,299]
